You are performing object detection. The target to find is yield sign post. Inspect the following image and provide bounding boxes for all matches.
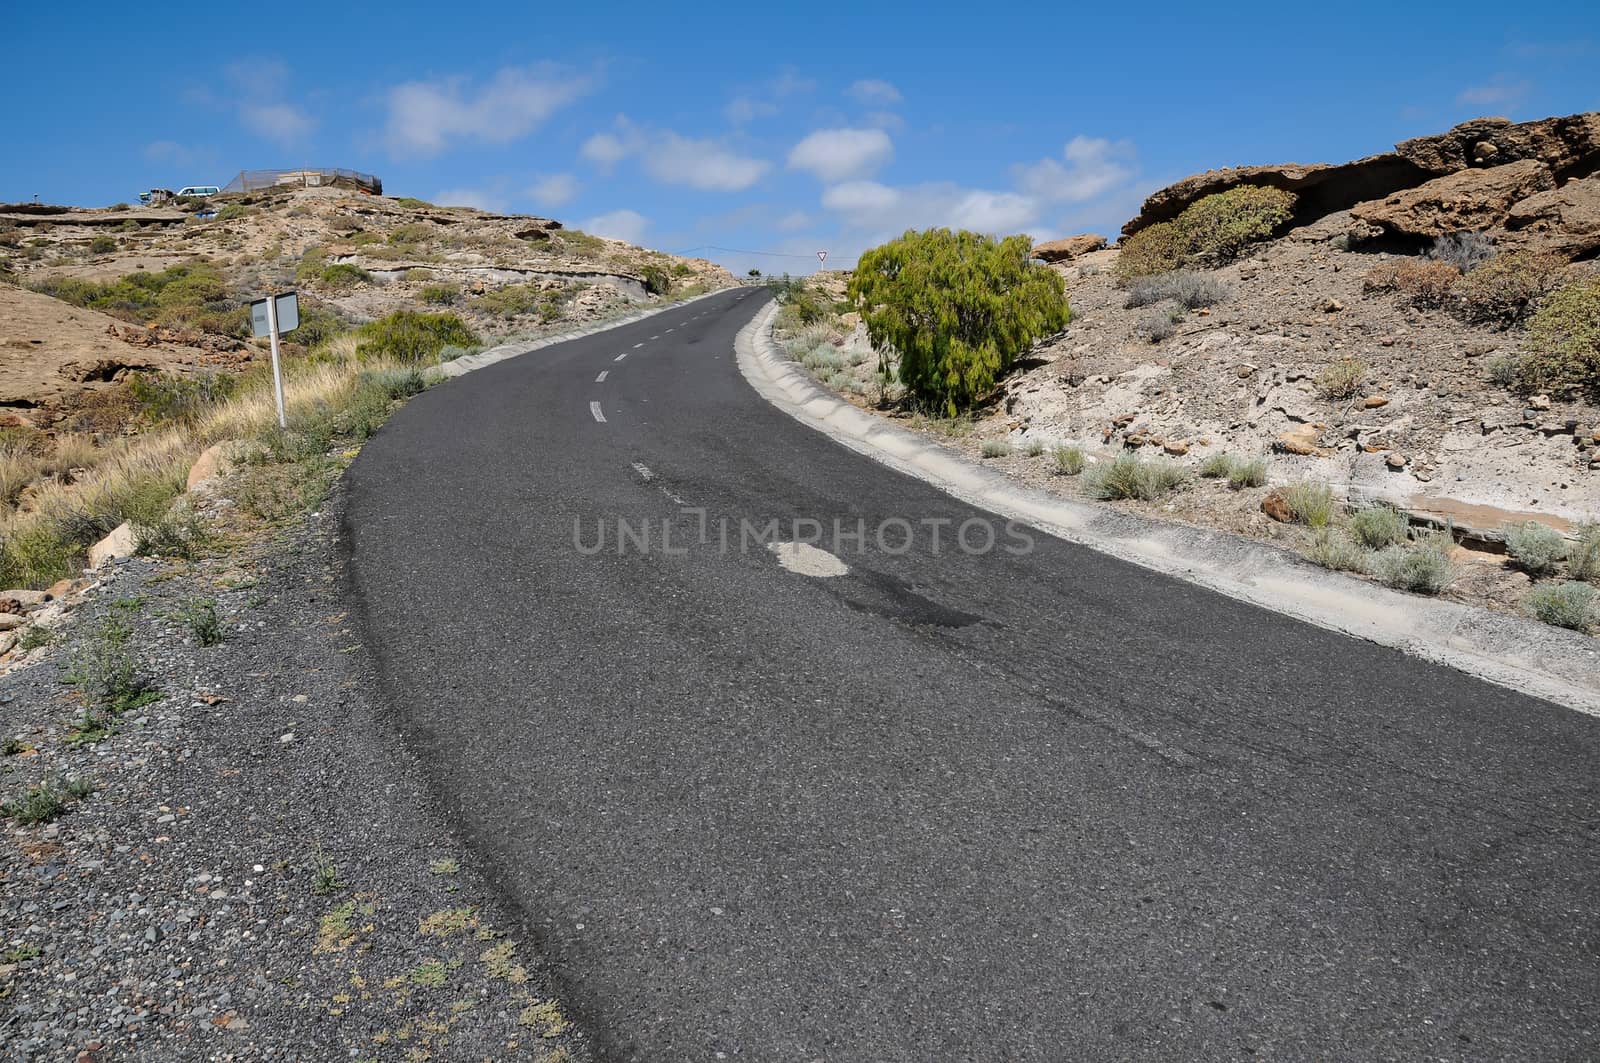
[250,291,300,429]
[816,250,828,271]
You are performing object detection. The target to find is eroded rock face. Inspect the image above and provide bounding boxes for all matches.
[1349,159,1557,239]
[1395,113,1600,176]
[1499,173,1600,259]
[1033,234,1107,262]
[1120,112,1600,241]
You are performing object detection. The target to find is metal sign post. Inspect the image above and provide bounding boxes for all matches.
[816,250,828,271]
[250,291,300,429]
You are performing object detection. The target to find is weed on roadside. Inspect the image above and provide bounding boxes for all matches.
[1524,581,1597,631]
[1349,505,1410,549]
[980,439,1012,459]
[177,598,224,646]
[1279,481,1337,527]
[1082,451,1187,500]
[1504,521,1567,577]
[2,776,93,826]
[1307,529,1371,573]
[1052,446,1086,476]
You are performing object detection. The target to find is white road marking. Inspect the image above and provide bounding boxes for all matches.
[665,327,674,333]
[632,342,644,349]
[767,541,848,578]
[590,401,606,423]
[614,352,628,362]
[650,335,660,340]
[595,370,608,382]
[631,462,653,480]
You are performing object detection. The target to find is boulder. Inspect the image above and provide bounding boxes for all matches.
[1499,173,1600,260]
[1033,234,1107,262]
[1260,490,1294,523]
[1275,423,1330,457]
[186,442,237,493]
[88,522,138,568]
[1348,159,1555,238]
[1394,113,1600,177]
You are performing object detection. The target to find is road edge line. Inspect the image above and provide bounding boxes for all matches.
[735,300,1600,716]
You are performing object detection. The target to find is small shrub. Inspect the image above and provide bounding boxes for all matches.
[1279,481,1336,528]
[1427,231,1496,273]
[89,234,117,254]
[128,370,236,426]
[1124,271,1229,310]
[1349,505,1409,549]
[1082,451,1187,500]
[1114,221,1186,281]
[393,197,434,209]
[1180,185,1296,262]
[1226,457,1268,489]
[1518,277,1600,393]
[1524,581,1596,631]
[1136,307,1182,342]
[980,439,1012,458]
[354,311,477,364]
[181,599,223,646]
[1455,250,1565,325]
[18,625,52,651]
[1307,528,1370,573]
[1024,438,1046,457]
[1052,445,1085,475]
[640,264,671,296]
[1365,259,1460,307]
[2,780,69,826]
[312,853,343,896]
[1314,358,1366,401]
[1569,522,1600,583]
[1503,520,1567,576]
[1487,353,1523,389]
[318,263,371,290]
[1198,453,1235,478]
[1374,540,1454,595]
[419,283,458,306]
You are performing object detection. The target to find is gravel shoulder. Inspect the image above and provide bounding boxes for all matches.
[0,489,590,1062]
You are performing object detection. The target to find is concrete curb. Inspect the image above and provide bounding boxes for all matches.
[431,286,733,380]
[736,301,1600,716]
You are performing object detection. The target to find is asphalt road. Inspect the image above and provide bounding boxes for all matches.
[343,288,1600,1061]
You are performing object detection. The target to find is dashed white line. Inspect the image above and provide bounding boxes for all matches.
[632,342,645,349]
[631,462,654,480]
[614,352,628,362]
[650,335,660,340]
[665,327,674,333]
[589,401,606,423]
[595,370,608,382]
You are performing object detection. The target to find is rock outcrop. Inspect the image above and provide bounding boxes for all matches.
[1500,173,1600,259]
[1349,159,1557,239]
[1032,234,1107,262]
[1121,112,1600,245]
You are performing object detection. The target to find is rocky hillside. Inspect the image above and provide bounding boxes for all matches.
[0,186,734,432]
[779,112,1600,626]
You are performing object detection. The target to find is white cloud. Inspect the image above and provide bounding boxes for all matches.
[848,79,902,105]
[722,68,813,126]
[579,209,648,245]
[240,102,317,145]
[788,128,894,182]
[822,180,1040,235]
[725,95,778,124]
[776,210,814,231]
[581,119,770,191]
[1013,136,1137,204]
[528,173,578,208]
[433,187,508,212]
[1457,77,1533,108]
[384,65,594,157]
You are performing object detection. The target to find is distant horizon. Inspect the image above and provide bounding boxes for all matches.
[9,2,1597,273]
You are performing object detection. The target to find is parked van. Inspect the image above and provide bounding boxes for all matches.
[176,186,220,198]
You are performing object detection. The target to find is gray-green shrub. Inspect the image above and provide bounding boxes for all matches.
[1279,481,1337,528]
[1503,521,1567,576]
[1524,581,1596,630]
[1307,529,1370,573]
[1082,451,1186,500]
[1349,505,1409,549]
[1052,446,1085,475]
[1124,271,1229,310]
[1227,457,1268,490]
[1374,541,1454,594]
[1569,522,1600,583]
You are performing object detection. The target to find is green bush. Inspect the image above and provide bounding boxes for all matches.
[1307,528,1370,573]
[0,521,80,589]
[353,311,477,364]
[1052,446,1085,475]
[127,370,236,425]
[1124,271,1229,310]
[640,264,671,296]
[419,283,458,306]
[771,278,832,330]
[1349,505,1409,549]
[850,229,1071,414]
[1199,453,1234,478]
[393,197,434,209]
[1082,451,1186,500]
[476,283,541,317]
[89,234,117,254]
[1374,539,1454,594]
[980,439,1012,458]
[319,263,371,290]
[1455,250,1565,325]
[1524,581,1596,630]
[1180,186,1296,261]
[1226,457,1268,490]
[1518,277,1600,393]
[29,262,246,335]
[1569,522,1600,583]
[1315,358,1366,401]
[1503,520,1567,576]
[1114,221,1186,281]
[1279,482,1336,528]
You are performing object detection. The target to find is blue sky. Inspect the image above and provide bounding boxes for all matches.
[7,2,1596,274]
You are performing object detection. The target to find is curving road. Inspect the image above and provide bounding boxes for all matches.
[342,288,1600,1061]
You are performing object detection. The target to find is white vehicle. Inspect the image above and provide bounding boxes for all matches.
[176,186,220,198]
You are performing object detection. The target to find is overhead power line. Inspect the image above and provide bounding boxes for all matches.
[672,244,821,260]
